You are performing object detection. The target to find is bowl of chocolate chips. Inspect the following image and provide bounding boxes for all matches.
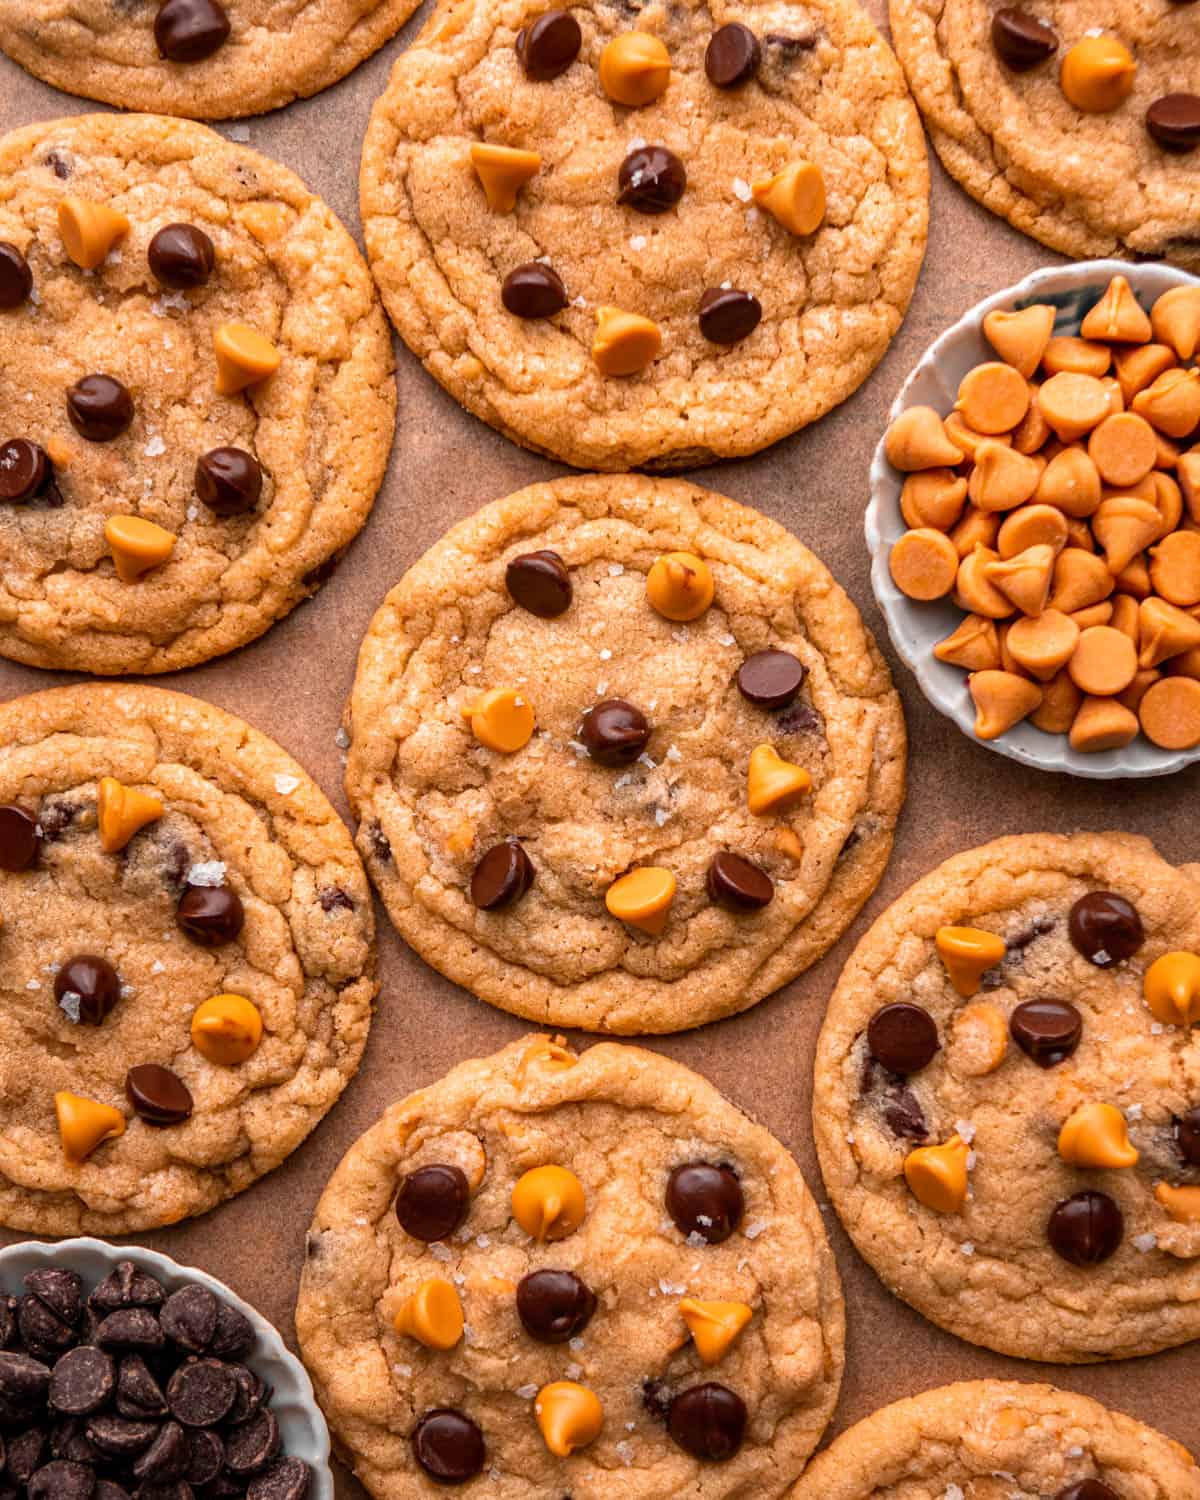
[0,1240,330,1500]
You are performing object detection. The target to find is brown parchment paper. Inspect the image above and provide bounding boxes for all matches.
[2,6,1198,1481]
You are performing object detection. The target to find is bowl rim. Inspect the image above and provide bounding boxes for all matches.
[865,256,1200,780]
[0,1234,333,1500]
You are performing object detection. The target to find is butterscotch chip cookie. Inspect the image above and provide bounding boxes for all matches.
[813,831,1200,1363]
[0,113,395,674]
[0,0,421,119]
[345,475,906,1033]
[889,0,1200,269]
[789,1381,1200,1499]
[296,1034,844,1499]
[0,683,376,1236]
[359,0,928,470]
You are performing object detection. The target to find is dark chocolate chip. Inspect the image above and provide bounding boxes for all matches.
[148,225,215,290]
[246,1460,309,1500]
[0,803,38,870]
[208,1303,254,1362]
[1010,999,1083,1068]
[395,1164,470,1242]
[368,822,392,863]
[66,375,134,443]
[1057,1483,1120,1500]
[44,152,73,181]
[505,549,572,616]
[25,1270,82,1328]
[223,1366,265,1427]
[96,1309,166,1356]
[154,0,231,60]
[515,9,581,80]
[0,242,33,309]
[49,1418,98,1465]
[28,1462,94,1500]
[706,852,773,912]
[0,1297,13,1349]
[867,1003,939,1075]
[194,450,262,518]
[138,1484,194,1500]
[765,31,816,53]
[501,262,568,319]
[411,1410,484,1485]
[92,1264,166,1314]
[167,1360,237,1427]
[1068,891,1143,967]
[176,883,245,945]
[160,1288,218,1354]
[665,1162,744,1244]
[990,7,1057,69]
[515,1270,597,1343]
[1147,94,1200,152]
[318,887,353,913]
[126,1065,194,1126]
[736,650,806,709]
[0,1353,51,1416]
[18,1297,75,1361]
[883,1086,928,1140]
[667,1383,746,1462]
[698,287,761,345]
[641,1377,673,1422]
[1047,1191,1123,1267]
[617,145,686,214]
[85,1415,159,1459]
[117,1357,167,1419]
[579,698,650,765]
[93,1485,131,1500]
[223,1410,279,1476]
[185,1430,224,1488]
[49,1348,115,1416]
[0,440,51,504]
[133,1421,189,1483]
[54,956,121,1026]
[7,1430,47,1484]
[469,841,535,911]
[1177,1107,1200,1166]
[704,22,760,87]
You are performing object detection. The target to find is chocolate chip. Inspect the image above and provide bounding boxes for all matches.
[990,7,1057,69]
[765,31,816,53]
[208,1303,254,1362]
[0,440,51,504]
[411,1410,484,1485]
[505,549,572,616]
[223,1410,279,1476]
[1057,1483,1120,1500]
[154,0,231,60]
[138,1484,193,1500]
[515,1270,597,1343]
[167,1359,237,1427]
[1176,1107,1200,1166]
[49,1348,115,1416]
[92,1264,166,1314]
[186,1430,225,1488]
[54,956,120,1026]
[867,1003,940,1075]
[579,698,650,765]
[94,1484,131,1500]
[148,225,215,289]
[395,1164,470,1241]
[665,1162,744,1244]
[1009,999,1083,1068]
[1068,891,1143,966]
[161,1288,218,1354]
[126,1065,194,1126]
[318,887,353,913]
[704,22,760,87]
[469,841,535,911]
[96,1309,166,1356]
[85,1416,159,1459]
[246,1459,309,1500]
[49,1418,97,1465]
[133,1421,189,1483]
[641,1377,673,1422]
[224,1366,265,1426]
[44,152,73,181]
[0,1297,14,1349]
[18,1297,75,1361]
[368,822,392,863]
[116,1357,167,1419]
[0,1353,51,1418]
[617,146,686,214]
[667,1383,746,1462]
[1047,1191,1123,1267]
[1147,94,1200,152]
[176,882,245,946]
[883,1086,928,1140]
[501,262,568,319]
[0,242,33,309]
[195,449,262,517]
[698,287,761,345]
[515,9,580,80]
[706,852,773,912]
[28,1462,94,1500]
[66,375,134,443]
[736,650,806,709]
[8,1430,47,1483]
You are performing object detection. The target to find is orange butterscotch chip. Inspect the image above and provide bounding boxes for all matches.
[469,143,541,212]
[968,442,1041,512]
[1131,367,1200,438]
[1030,670,1083,734]
[1157,1184,1200,1224]
[955,362,1029,434]
[1011,393,1052,455]
[512,1165,586,1241]
[1139,597,1200,668]
[1151,285,1200,360]
[751,161,826,237]
[1086,412,1156,489]
[465,687,535,752]
[678,1299,753,1365]
[956,545,1015,619]
[997,504,1068,558]
[55,1092,126,1164]
[1041,335,1111,378]
[593,307,661,376]
[900,469,968,532]
[394,1279,464,1351]
[1048,548,1114,615]
[646,551,713,620]
[1035,444,1102,517]
[1138,676,1200,750]
[1149,530,1200,607]
[213,322,280,396]
[1067,625,1138,697]
[605,867,676,934]
[105,515,176,583]
[1113,343,1176,405]
[1080,275,1152,344]
[885,406,965,471]
[1151,471,1185,540]
[982,304,1055,379]
[97,775,163,853]
[934,614,1000,671]
[57,196,130,270]
[191,994,263,1064]
[534,1382,603,1457]
[984,543,1055,616]
[1069,694,1139,752]
[1069,600,1113,631]
[944,411,1007,463]
[903,1134,969,1213]
[1037,372,1110,442]
[1113,553,1152,599]
[1116,667,1160,714]
[747,744,812,815]
[599,31,671,105]
[949,506,1000,559]
[1143,950,1200,1026]
[889,528,959,600]
[968,669,1042,739]
[1110,593,1141,641]
[1058,1102,1139,1168]
[1006,610,1079,681]
[1059,35,1136,113]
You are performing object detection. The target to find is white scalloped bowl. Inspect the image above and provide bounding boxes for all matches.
[0,1237,332,1500]
[866,258,1200,779]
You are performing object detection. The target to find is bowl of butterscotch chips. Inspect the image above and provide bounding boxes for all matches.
[867,259,1200,778]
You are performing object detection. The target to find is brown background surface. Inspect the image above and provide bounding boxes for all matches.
[2,2,1198,1482]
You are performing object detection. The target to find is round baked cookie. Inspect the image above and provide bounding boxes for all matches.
[0,0,422,119]
[0,113,395,675]
[789,1381,1200,1499]
[889,0,1200,270]
[345,474,906,1033]
[813,830,1200,1364]
[296,1033,845,1499]
[359,0,929,470]
[0,683,376,1236]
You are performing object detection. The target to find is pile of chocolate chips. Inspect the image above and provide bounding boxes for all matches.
[0,1262,311,1500]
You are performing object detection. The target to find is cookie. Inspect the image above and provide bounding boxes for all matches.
[0,682,376,1236]
[789,1380,1200,1499]
[813,830,1200,1363]
[0,0,421,120]
[889,0,1200,271]
[345,474,906,1034]
[359,0,928,470]
[296,1034,844,1499]
[0,113,395,675]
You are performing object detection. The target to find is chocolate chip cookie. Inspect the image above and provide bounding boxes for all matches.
[0,113,395,674]
[296,1034,844,1499]
[344,474,906,1034]
[790,1380,1200,1499]
[889,0,1200,269]
[359,0,929,470]
[0,0,421,120]
[813,831,1200,1363]
[0,683,376,1236]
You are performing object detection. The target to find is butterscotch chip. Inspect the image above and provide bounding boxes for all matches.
[1151,471,1184,539]
[1069,694,1139,751]
[901,469,968,531]
[1067,625,1138,697]
[1149,531,1200,608]
[1151,285,1200,360]
[949,506,1000,558]
[885,406,966,471]
[751,161,827,237]
[1035,444,1102,517]
[1006,610,1079,681]
[57,196,130,271]
[955,362,1030,434]
[1080,274,1152,344]
[934,614,1001,671]
[982,304,1055,379]
[944,410,1008,462]
[1059,35,1137,114]
[1113,553,1152,600]
[1092,495,1162,576]
[1063,517,1096,553]
[1069,601,1114,631]
[1116,667,1160,714]
[1029,669,1083,733]
[1041,336,1111,379]
[1138,676,1200,749]
[1010,392,1051,454]
[1166,645,1200,680]
[1113,343,1176,404]
[955,545,1015,619]
[1037,372,1110,442]
[1048,548,1114,614]
[968,670,1042,738]
[1086,412,1156,489]
[1110,593,1140,641]
[996,504,1068,558]
[890,528,959,600]
[1140,596,1200,667]
[598,31,672,106]
[468,143,541,213]
[1131,367,1200,438]
[1180,452,1200,523]
[967,442,1041,512]
[984,543,1054,616]
[592,307,661,376]
[1099,376,1124,418]
[1152,429,1182,471]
